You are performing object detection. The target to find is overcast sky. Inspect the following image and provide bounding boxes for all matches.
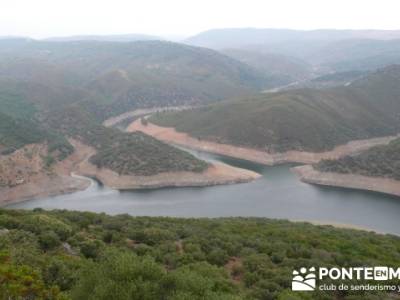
[1,0,399,39]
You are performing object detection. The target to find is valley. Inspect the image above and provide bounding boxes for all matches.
[2,25,400,299]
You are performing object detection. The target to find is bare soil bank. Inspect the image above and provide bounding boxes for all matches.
[292,165,400,197]
[75,157,260,190]
[70,140,260,189]
[0,143,91,206]
[128,120,399,165]
[1,139,260,205]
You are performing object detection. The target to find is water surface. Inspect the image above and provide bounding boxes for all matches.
[8,150,400,235]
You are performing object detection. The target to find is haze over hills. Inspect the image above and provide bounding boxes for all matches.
[0,39,251,178]
[0,39,268,120]
[151,65,400,152]
[45,33,162,42]
[222,49,314,88]
[186,28,400,80]
[185,28,400,50]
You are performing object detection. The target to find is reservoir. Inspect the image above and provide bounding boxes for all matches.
[8,150,400,235]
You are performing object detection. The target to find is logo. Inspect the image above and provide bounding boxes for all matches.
[292,266,400,292]
[292,267,316,291]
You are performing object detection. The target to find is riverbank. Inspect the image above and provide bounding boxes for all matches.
[0,139,260,205]
[0,143,92,206]
[292,165,400,197]
[127,119,399,165]
[70,139,260,189]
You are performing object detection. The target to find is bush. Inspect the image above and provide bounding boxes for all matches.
[39,231,61,250]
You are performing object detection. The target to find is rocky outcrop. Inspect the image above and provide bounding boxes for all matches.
[0,142,91,206]
[291,165,400,197]
[127,120,399,165]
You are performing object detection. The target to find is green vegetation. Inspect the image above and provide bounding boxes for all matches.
[151,65,400,152]
[317,138,400,180]
[0,91,73,159]
[46,106,208,176]
[223,49,312,88]
[1,209,400,299]
[0,39,269,121]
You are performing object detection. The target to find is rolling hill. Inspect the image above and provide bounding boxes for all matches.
[222,49,313,88]
[0,39,268,120]
[151,65,400,152]
[0,38,270,178]
[45,33,162,42]
[187,28,400,78]
[185,28,400,50]
[310,39,400,72]
[44,105,208,175]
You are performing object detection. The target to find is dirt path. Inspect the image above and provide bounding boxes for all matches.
[127,119,399,165]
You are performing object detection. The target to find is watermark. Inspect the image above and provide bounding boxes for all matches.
[292,267,316,291]
[292,266,400,292]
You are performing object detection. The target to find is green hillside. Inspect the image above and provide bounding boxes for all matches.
[0,39,268,120]
[0,88,73,158]
[316,138,400,180]
[1,209,400,300]
[311,39,400,72]
[0,74,206,176]
[45,106,207,175]
[151,65,400,152]
[222,49,313,88]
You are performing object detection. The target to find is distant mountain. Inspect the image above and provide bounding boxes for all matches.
[45,33,162,42]
[186,28,400,75]
[151,65,400,152]
[185,28,400,50]
[309,39,400,72]
[0,39,268,120]
[222,49,314,87]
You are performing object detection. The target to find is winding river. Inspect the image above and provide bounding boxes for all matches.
[8,150,400,235]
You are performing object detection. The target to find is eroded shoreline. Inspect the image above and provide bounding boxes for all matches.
[0,139,260,206]
[292,165,400,198]
[127,120,399,165]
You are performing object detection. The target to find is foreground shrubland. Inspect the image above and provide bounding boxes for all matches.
[0,209,400,299]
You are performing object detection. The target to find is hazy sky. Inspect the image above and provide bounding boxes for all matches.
[1,0,399,39]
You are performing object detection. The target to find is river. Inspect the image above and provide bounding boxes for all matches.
[7,150,400,235]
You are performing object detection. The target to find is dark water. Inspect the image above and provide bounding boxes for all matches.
[8,150,400,235]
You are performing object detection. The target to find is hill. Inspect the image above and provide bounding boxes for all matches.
[150,65,400,152]
[1,209,400,299]
[222,49,313,88]
[45,105,207,176]
[0,60,208,177]
[186,29,400,77]
[0,39,268,120]
[45,33,162,42]
[310,39,400,72]
[316,138,400,180]
[0,88,73,158]
[185,28,400,50]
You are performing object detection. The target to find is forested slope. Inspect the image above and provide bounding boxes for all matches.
[316,138,400,180]
[151,65,400,152]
